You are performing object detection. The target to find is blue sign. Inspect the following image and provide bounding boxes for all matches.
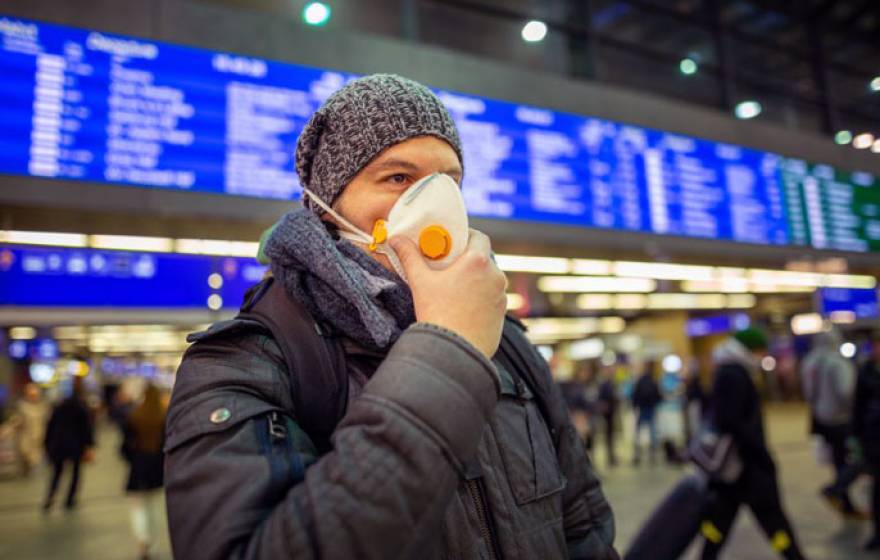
[0,244,265,308]
[817,287,879,319]
[686,313,751,337]
[0,16,876,251]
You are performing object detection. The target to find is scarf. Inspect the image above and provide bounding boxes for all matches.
[263,207,416,351]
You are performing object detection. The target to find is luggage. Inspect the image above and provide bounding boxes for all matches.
[624,472,708,560]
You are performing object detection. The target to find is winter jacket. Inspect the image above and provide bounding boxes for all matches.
[164,319,618,560]
[800,333,856,426]
[631,375,661,412]
[44,396,93,462]
[708,338,775,474]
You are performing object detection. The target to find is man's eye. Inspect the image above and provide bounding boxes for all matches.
[387,174,408,185]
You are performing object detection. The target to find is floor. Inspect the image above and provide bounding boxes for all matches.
[0,403,875,559]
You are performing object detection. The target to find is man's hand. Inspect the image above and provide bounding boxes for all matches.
[390,229,507,359]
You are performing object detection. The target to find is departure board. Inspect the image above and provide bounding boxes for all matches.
[0,16,877,251]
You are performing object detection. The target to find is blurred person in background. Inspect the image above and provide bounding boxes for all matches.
[852,335,880,551]
[43,376,94,512]
[631,360,662,465]
[684,360,707,445]
[597,366,619,467]
[560,361,596,451]
[15,383,48,476]
[122,383,166,560]
[699,329,805,560]
[799,330,859,516]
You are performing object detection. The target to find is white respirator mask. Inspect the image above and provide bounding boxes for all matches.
[304,172,469,281]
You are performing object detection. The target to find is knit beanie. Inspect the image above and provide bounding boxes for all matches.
[295,73,463,213]
[734,328,769,352]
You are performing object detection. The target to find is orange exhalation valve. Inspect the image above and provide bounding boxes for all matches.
[369,219,388,251]
[418,225,452,260]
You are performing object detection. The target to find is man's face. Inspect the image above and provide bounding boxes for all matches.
[328,136,463,272]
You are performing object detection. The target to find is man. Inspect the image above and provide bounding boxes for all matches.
[631,361,661,465]
[43,377,94,512]
[699,329,805,560]
[799,330,858,515]
[853,336,880,551]
[597,366,619,467]
[164,74,617,559]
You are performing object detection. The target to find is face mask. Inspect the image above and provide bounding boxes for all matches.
[304,172,469,280]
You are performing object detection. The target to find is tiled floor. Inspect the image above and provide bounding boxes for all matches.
[0,403,875,559]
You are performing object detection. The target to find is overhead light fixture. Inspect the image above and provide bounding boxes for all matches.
[506,293,525,310]
[176,239,259,257]
[90,234,173,253]
[727,293,757,308]
[822,273,876,289]
[495,254,569,274]
[872,139,880,154]
[568,338,605,360]
[834,130,853,145]
[9,326,37,340]
[614,294,648,310]
[600,316,626,333]
[302,2,331,26]
[537,276,656,293]
[840,342,857,359]
[682,279,750,293]
[0,230,88,248]
[791,312,825,335]
[576,294,613,310]
[734,100,762,120]
[679,58,697,75]
[521,20,548,43]
[853,133,875,149]
[647,293,726,309]
[614,261,715,281]
[571,258,613,275]
[870,76,880,92]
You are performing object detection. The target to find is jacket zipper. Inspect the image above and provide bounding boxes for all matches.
[268,411,287,442]
[466,478,501,560]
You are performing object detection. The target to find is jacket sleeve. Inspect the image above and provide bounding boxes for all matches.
[164,323,499,560]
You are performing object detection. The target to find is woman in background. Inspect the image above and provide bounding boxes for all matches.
[123,383,166,560]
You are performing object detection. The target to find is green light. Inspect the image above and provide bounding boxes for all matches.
[679,58,697,75]
[302,2,331,26]
[834,130,853,145]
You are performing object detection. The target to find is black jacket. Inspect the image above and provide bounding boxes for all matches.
[710,360,775,474]
[854,359,880,462]
[631,375,662,411]
[44,396,93,462]
[164,320,618,560]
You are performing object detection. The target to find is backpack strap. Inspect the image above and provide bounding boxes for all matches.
[237,277,348,454]
[496,317,564,449]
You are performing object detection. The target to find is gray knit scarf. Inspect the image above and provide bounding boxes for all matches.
[263,207,416,351]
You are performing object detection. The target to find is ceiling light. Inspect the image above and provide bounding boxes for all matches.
[521,20,548,42]
[0,230,88,247]
[568,338,605,360]
[682,279,750,293]
[647,293,726,309]
[90,234,173,253]
[614,294,647,310]
[506,293,525,310]
[614,261,715,281]
[576,294,613,310]
[571,258,613,275]
[537,276,656,293]
[302,2,331,26]
[734,100,762,119]
[679,58,697,75]
[834,130,853,145]
[10,326,37,340]
[872,139,880,153]
[840,342,857,359]
[600,316,626,333]
[727,294,757,309]
[870,76,880,92]
[853,133,875,149]
[495,254,569,274]
[176,239,259,257]
[791,313,825,335]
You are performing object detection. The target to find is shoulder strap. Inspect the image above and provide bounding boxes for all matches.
[496,317,563,449]
[237,277,348,453]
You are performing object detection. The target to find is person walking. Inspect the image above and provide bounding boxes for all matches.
[163,74,617,559]
[853,336,880,551]
[122,383,166,560]
[16,383,48,476]
[43,377,94,512]
[632,361,662,465]
[598,367,619,466]
[800,330,858,515]
[699,329,805,560]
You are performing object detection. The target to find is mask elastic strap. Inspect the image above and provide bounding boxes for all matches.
[303,187,373,245]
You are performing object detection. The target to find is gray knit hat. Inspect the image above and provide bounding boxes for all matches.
[296,74,462,213]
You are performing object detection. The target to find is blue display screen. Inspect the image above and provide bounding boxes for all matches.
[0,16,876,251]
[817,287,879,319]
[685,312,751,337]
[0,244,266,308]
